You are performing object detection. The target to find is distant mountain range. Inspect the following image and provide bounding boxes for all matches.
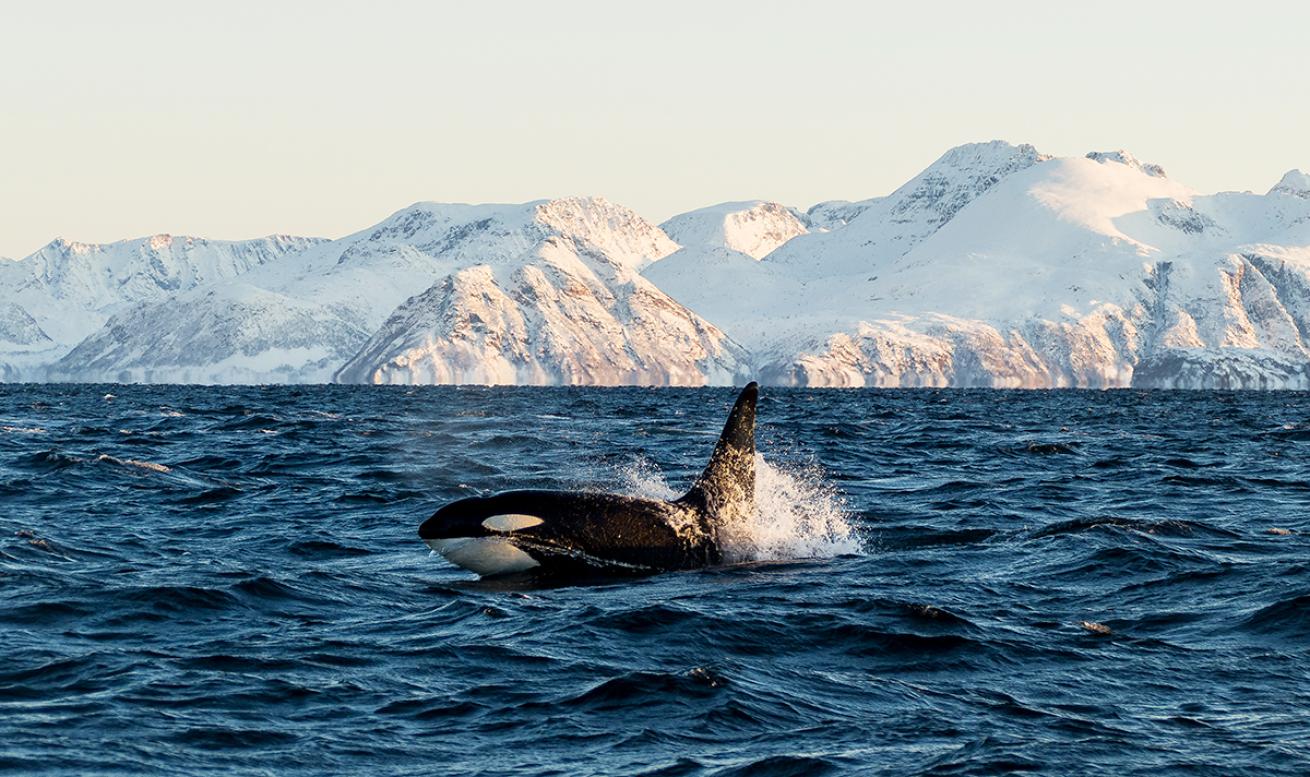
[4,141,1310,388]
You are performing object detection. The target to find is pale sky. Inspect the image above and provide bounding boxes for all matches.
[2,0,1307,258]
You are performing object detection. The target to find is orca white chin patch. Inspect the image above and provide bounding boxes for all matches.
[482,513,544,532]
[427,537,540,577]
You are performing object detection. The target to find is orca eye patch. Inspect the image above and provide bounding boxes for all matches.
[482,514,544,532]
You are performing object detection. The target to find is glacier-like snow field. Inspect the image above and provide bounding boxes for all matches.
[2,385,1308,775]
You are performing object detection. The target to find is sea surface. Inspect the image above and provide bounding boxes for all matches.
[2,385,1309,776]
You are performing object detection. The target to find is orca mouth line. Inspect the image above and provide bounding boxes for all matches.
[426,534,657,576]
[509,538,657,573]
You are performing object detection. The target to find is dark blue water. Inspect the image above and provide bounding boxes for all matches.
[2,386,1309,775]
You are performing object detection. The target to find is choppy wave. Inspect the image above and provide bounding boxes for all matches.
[1,384,1308,776]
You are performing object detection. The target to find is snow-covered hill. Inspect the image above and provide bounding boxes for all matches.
[9,141,1310,388]
[329,198,744,385]
[767,141,1053,274]
[643,201,810,359]
[334,262,742,386]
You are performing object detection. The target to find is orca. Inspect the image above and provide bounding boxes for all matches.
[419,382,759,578]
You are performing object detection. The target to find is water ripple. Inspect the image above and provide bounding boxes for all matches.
[1,384,1308,775]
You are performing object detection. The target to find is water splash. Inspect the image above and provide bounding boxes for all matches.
[722,455,863,562]
[613,456,678,501]
[615,454,863,562]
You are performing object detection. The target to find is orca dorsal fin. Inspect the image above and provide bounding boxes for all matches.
[679,382,757,521]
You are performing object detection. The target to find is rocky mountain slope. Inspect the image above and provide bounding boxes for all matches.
[333,198,744,386]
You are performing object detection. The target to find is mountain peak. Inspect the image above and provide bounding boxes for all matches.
[660,201,807,259]
[44,237,96,256]
[533,196,677,270]
[933,140,1051,169]
[1269,169,1310,198]
[532,195,623,226]
[882,140,1050,228]
[1086,150,1167,178]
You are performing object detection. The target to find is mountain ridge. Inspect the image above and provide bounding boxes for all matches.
[7,141,1310,388]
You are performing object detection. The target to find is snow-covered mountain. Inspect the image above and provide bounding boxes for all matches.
[1270,170,1310,199]
[647,142,1310,388]
[48,283,372,384]
[0,234,323,379]
[647,141,1056,352]
[768,141,1053,274]
[9,141,1310,388]
[659,201,807,260]
[47,198,746,385]
[333,198,745,386]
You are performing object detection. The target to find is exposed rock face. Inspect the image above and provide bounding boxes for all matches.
[755,312,1141,389]
[0,302,51,348]
[1133,350,1310,390]
[335,263,743,386]
[804,200,877,231]
[1125,253,1310,388]
[1086,149,1167,178]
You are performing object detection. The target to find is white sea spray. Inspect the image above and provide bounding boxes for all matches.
[615,454,862,563]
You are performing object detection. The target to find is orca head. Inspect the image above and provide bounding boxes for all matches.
[419,496,545,577]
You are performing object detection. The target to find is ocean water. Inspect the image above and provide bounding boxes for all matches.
[2,385,1308,776]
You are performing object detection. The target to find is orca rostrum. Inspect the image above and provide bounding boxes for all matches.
[419,382,759,578]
